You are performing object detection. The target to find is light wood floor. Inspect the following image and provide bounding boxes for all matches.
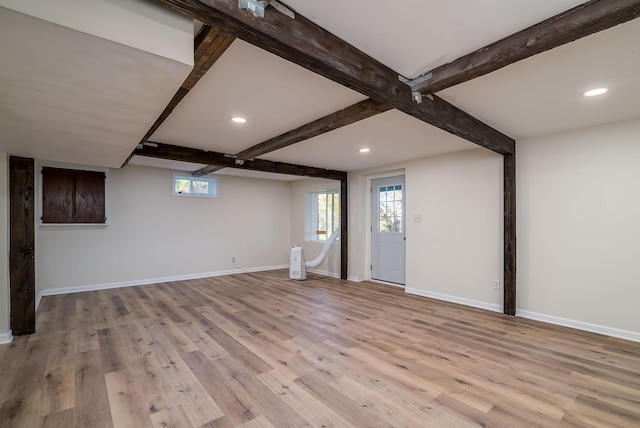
[1,271,639,427]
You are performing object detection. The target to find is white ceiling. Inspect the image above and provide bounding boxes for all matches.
[2,1,640,179]
[284,0,586,78]
[439,18,640,140]
[0,5,191,168]
[149,39,366,154]
[259,109,475,171]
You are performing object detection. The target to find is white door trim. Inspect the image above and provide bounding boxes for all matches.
[371,175,406,285]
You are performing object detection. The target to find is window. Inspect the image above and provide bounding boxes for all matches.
[173,174,217,198]
[307,190,340,241]
[378,184,403,233]
[42,167,106,224]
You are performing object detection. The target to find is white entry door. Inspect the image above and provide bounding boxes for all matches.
[371,176,406,285]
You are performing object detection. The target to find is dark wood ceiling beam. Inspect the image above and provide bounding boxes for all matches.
[135,142,347,181]
[152,0,515,155]
[411,0,640,95]
[122,25,235,167]
[193,98,390,177]
[195,165,225,176]
[236,98,390,160]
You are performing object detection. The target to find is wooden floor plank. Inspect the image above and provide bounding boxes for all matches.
[42,408,74,428]
[149,405,193,428]
[258,369,356,428]
[0,271,638,427]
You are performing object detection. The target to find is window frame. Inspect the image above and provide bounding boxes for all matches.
[172,173,218,198]
[306,189,340,242]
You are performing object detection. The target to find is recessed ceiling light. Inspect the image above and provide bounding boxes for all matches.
[231,116,247,123]
[359,148,370,153]
[583,88,608,97]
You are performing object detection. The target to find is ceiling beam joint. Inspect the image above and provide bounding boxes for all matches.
[151,0,515,155]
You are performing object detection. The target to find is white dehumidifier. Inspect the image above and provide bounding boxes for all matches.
[289,246,306,280]
[289,228,340,280]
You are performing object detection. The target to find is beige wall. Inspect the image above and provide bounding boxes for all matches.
[4,118,640,341]
[345,148,503,309]
[404,149,504,310]
[0,155,9,341]
[289,178,341,276]
[517,118,640,335]
[36,165,291,291]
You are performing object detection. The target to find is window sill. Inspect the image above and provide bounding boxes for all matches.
[39,223,109,228]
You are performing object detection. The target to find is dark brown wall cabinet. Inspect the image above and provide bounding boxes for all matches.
[42,167,106,224]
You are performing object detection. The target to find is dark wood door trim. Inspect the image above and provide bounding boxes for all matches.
[9,156,36,336]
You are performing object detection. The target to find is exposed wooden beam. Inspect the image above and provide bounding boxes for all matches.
[195,165,225,176]
[152,0,515,155]
[411,0,640,95]
[503,153,516,316]
[135,142,347,181]
[193,98,390,177]
[122,25,235,167]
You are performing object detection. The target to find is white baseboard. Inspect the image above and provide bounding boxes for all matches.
[517,309,640,343]
[405,287,502,313]
[307,268,340,279]
[402,288,639,343]
[347,275,364,282]
[370,279,405,289]
[36,265,288,310]
[0,331,13,344]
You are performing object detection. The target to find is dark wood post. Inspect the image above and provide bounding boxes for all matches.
[9,156,36,335]
[340,177,348,280]
[503,153,516,315]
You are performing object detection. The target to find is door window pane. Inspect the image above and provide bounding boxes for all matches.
[379,184,403,233]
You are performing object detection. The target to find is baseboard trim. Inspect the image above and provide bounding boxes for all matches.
[0,331,13,344]
[35,265,288,310]
[370,279,405,289]
[402,288,639,343]
[405,287,502,313]
[347,275,364,282]
[517,309,640,343]
[307,269,340,279]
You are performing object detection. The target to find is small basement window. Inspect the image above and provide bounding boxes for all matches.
[42,167,106,224]
[173,174,218,198]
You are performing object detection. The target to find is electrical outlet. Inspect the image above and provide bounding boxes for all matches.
[231,256,236,263]
[493,279,500,290]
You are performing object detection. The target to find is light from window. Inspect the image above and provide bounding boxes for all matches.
[379,184,403,233]
[307,189,340,241]
[173,174,217,198]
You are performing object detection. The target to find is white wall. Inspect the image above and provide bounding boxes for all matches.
[345,148,503,311]
[517,118,640,337]
[404,149,504,310]
[0,154,9,342]
[290,178,341,277]
[36,165,291,292]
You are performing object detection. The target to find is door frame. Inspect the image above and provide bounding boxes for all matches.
[365,169,405,286]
